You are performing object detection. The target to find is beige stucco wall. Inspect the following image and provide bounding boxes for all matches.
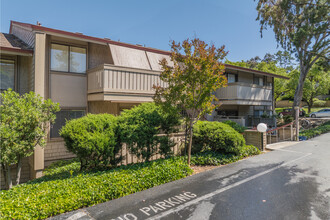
[50,73,87,108]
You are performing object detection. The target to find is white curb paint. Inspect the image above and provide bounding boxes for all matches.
[66,211,88,220]
[147,153,312,220]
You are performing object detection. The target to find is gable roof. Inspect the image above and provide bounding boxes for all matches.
[0,32,33,54]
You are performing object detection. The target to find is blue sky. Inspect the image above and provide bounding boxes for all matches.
[0,0,281,61]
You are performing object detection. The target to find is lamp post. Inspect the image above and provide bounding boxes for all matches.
[257,123,267,151]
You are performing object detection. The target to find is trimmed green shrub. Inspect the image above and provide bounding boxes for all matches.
[192,121,246,155]
[118,103,180,162]
[188,146,260,166]
[0,157,192,219]
[222,120,247,133]
[300,121,330,139]
[60,114,121,170]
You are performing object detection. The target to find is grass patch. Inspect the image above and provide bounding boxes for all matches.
[0,157,192,219]
[300,121,330,139]
[188,145,261,166]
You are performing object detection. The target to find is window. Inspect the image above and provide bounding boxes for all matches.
[51,44,86,73]
[70,47,87,73]
[227,73,238,83]
[50,110,85,138]
[0,59,15,91]
[253,75,264,86]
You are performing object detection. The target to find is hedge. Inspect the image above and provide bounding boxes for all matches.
[222,120,247,133]
[118,103,180,162]
[60,114,121,170]
[188,145,260,166]
[0,157,192,219]
[300,121,330,139]
[192,121,246,155]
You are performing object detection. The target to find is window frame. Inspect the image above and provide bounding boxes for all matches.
[226,73,238,84]
[49,108,86,140]
[253,75,266,86]
[50,43,87,74]
[0,56,17,92]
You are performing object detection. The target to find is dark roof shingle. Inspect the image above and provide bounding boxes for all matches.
[0,33,32,50]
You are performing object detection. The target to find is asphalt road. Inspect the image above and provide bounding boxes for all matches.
[52,133,330,220]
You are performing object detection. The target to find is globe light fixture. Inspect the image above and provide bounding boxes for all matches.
[257,123,267,133]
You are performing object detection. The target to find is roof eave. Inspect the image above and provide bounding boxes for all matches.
[225,64,290,80]
[0,46,33,56]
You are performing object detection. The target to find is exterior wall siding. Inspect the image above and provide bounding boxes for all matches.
[88,101,119,115]
[44,141,75,167]
[18,56,33,94]
[88,43,113,69]
[11,25,36,93]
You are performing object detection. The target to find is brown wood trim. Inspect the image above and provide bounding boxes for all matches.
[0,46,33,54]
[225,64,289,79]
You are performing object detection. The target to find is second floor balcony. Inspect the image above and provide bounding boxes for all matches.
[216,82,273,106]
[87,64,166,102]
[87,64,273,105]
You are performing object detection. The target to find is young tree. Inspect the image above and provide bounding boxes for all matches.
[256,0,329,110]
[154,38,228,165]
[0,90,59,189]
[287,61,330,113]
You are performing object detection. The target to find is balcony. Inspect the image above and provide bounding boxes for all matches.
[87,64,165,102]
[216,83,272,106]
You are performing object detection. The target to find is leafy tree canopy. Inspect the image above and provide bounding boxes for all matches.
[154,38,228,165]
[0,89,59,189]
[256,0,329,109]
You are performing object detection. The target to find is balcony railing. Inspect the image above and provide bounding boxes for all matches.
[87,64,166,102]
[216,83,272,104]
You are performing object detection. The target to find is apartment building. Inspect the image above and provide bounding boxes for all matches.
[0,20,288,182]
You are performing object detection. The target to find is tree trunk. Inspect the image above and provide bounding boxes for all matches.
[15,156,22,186]
[293,65,310,141]
[187,119,193,166]
[1,163,8,189]
[6,165,12,189]
[293,65,309,115]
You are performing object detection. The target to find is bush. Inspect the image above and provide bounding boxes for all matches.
[222,120,247,133]
[188,146,260,166]
[60,114,121,170]
[192,121,246,155]
[313,98,326,107]
[300,121,330,139]
[0,89,59,189]
[0,157,192,219]
[118,103,180,162]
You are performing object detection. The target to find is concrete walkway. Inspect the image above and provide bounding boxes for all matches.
[266,141,300,150]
